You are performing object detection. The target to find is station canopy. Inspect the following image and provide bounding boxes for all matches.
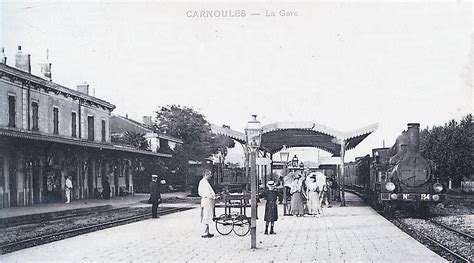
[211,122,378,156]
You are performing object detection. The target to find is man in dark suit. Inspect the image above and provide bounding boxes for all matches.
[149,174,162,218]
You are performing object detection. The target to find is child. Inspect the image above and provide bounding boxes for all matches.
[264,180,278,234]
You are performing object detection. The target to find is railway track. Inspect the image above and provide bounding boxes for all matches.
[429,219,474,241]
[0,206,129,228]
[392,217,472,262]
[0,206,193,254]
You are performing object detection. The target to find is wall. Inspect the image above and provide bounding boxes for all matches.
[0,78,111,143]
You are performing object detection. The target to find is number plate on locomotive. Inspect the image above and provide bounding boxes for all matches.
[381,193,434,201]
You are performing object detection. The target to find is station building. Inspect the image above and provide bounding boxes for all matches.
[0,46,170,208]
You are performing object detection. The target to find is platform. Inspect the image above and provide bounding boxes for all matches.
[0,192,193,222]
[0,193,445,262]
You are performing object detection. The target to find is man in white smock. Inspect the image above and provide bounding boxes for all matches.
[198,169,216,238]
[65,176,73,203]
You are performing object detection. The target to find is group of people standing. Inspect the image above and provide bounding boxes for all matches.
[151,168,336,238]
[196,169,281,237]
[287,170,334,217]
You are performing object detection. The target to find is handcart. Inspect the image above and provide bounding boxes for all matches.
[213,187,251,237]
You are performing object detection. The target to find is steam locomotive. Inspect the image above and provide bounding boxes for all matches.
[345,123,446,215]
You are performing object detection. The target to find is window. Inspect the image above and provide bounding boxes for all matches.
[53,107,59,135]
[71,112,77,138]
[87,116,94,141]
[32,102,39,131]
[101,120,106,142]
[8,95,16,127]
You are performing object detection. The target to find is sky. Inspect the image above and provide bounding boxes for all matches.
[1,0,472,164]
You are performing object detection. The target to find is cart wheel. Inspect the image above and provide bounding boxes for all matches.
[232,215,250,236]
[215,214,233,235]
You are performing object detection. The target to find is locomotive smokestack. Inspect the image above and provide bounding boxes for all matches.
[407,123,420,153]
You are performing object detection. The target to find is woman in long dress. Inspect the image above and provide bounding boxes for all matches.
[306,174,323,216]
[263,181,278,234]
[290,172,305,216]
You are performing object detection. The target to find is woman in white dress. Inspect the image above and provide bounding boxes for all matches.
[306,173,323,216]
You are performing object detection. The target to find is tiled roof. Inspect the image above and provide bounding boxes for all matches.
[110,115,183,144]
[111,115,152,134]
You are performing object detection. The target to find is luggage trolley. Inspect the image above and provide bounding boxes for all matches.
[213,187,251,237]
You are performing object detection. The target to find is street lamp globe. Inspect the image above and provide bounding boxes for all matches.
[280,145,289,163]
[291,155,299,168]
[245,115,262,150]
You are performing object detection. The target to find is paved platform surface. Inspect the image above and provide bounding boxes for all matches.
[1,193,445,262]
[0,192,192,219]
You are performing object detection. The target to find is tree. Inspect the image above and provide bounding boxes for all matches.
[155,105,236,190]
[155,105,219,161]
[419,114,473,187]
[118,131,149,150]
[155,105,234,161]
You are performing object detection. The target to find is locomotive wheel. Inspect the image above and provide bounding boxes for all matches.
[232,215,250,236]
[215,214,233,235]
[383,203,394,217]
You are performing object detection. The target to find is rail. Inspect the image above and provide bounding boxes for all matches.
[393,218,471,263]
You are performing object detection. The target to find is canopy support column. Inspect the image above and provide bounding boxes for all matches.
[340,140,347,207]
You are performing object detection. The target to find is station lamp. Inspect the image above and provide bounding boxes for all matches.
[245,115,262,150]
[280,145,289,163]
[291,155,299,168]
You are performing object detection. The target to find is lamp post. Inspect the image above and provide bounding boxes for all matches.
[279,145,289,215]
[245,114,262,249]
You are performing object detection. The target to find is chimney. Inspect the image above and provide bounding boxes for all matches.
[15,46,31,73]
[406,123,420,153]
[77,82,89,95]
[1,47,6,64]
[143,116,152,126]
[40,49,52,81]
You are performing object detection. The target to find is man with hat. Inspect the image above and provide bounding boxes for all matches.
[198,169,217,238]
[149,174,162,218]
